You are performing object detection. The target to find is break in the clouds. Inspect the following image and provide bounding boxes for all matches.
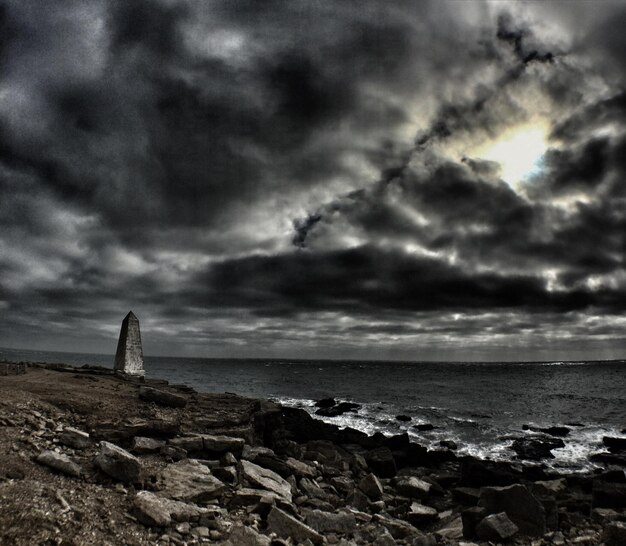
[1,0,626,360]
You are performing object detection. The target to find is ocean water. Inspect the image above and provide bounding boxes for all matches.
[2,346,625,471]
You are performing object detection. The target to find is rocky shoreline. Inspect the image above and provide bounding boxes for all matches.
[0,363,625,545]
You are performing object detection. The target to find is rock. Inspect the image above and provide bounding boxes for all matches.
[412,535,437,546]
[592,481,626,509]
[523,425,571,437]
[221,452,238,466]
[592,507,620,524]
[230,488,282,507]
[133,491,211,526]
[331,476,355,496]
[439,440,457,450]
[202,434,245,455]
[315,398,336,409]
[589,451,626,466]
[285,457,316,478]
[510,437,565,460]
[299,477,328,500]
[213,465,237,484]
[461,506,487,539]
[434,516,463,540]
[375,514,423,540]
[358,473,384,500]
[475,512,518,541]
[158,459,225,502]
[603,521,626,546]
[396,415,411,422]
[603,436,626,453]
[532,478,567,497]
[160,445,187,461]
[240,460,292,501]
[372,528,396,546]
[304,509,357,534]
[132,436,165,454]
[94,441,141,482]
[138,386,187,408]
[412,423,436,431]
[36,450,82,478]
[267,506,323,545]
[406,503,438,526]
[460,458,518,487]
[479,484,546,536]
[365,447,397,478]
[58,427,91,449]
[169,435,203,452]
[315,401,361,417]
[348,488,370,511]
[453,487,481,505]
[394,477,431,499]
[222,523,271,546]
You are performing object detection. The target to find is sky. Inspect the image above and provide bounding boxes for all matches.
[1,0,626,361]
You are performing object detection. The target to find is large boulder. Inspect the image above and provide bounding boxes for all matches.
[133,491,213,527]
[406,503,438,526]
[304,509,357,534]
[476,512,518,541]
[479,484,546,536]
[510,437,565,461]
[315,401,360,417]
[94,441,141,482]
[267,506,323,545]
[393,476,431,499]
[138,386,187,408]
[240,460,292,501]
[603,436,626,453]
[158,459,225,502]
[36,451,82,478]
[358,473,384,500]
[365,446,397,478]
[460,458,518,487]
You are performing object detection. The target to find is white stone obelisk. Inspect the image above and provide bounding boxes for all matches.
[113,311,144,376]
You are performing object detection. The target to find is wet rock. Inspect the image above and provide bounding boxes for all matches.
[510,437,565,461]
[396,415,411,422]
[358,473,384,500]
[438,440,457,450]
[158,459,225,502]
[592,481,626,509]
[222,522,271,546]
[365,446,396,478]
[476,512,518,541]
[94,441,141,482]
[36,450,82,478]
[479,483,546,536]
[267,506,323,545]
[315,398,336,409]
[459,458,518,487]
[523,425,571,437]
[138,386,188,408]
[589,451,626,466]
[240,459,292,501]
[406,502,438,526]
[453,487,480,505]
[393,476,431,499]
[315,402,360,417]
[412,423,436,431]
[58,427,91,449]
[132,436,165,454]
[304,509,357,534]
[603,521,626,546]
[603,436,626,453]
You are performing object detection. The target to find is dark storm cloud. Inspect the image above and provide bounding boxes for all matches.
[1,0,626,358]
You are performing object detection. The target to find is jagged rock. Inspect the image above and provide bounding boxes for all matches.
[221,522,271,546]
[331,476,355,496]
[160,445,187,461]
[375,514,423,540]
[304,509,357,534]
[36,450,82,478]
[267,506,323,545]
[158,459,225,502]
[439,440,457,450]
[315,398,336,408]
[461,506,487,539]
[510,437,565,460]
[138,386,187,408]
[315,402,360,417]
[394,476,431,499]
[58,427,91,449]
[132,436,165,453]
[396,415,411,422]
[412,423,436,431]
[460,458,518,487]
[523,425,571,437]
[479,483,546,536]
[202,434,245,455]
[230,487,282,507]
[592,481,626,509]
[299,477,328,500]
[406,502,438,526]
[592,507,620,524]
[365,446,396,478]
[240,459,292,501]
[476,512,519,541]
[532,478,567,496]
[603,521,626,546]
[434,516,463,540]
[603,436,626,452]
[94,441,141,482]
[358,473,384,500]
[349,488,370,511]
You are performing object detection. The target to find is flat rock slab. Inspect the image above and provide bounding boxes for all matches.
[304,509,357,534]
[407,502,438,526]
[222,523,271,546]
[58,427,91,450]
[132,436,166,454]
[36,451,82,478]
[169,434,244,455]
[94,441,141,483]
[133,491,214,527]
[394,476,431,499]
[267,506,323,545]
[479,483,546,536]
[240,459,292,501]
[138,386,187,408]
[158,459,225,503]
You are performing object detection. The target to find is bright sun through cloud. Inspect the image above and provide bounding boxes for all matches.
[473,123,549,185]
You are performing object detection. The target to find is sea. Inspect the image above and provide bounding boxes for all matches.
[2,346,625,472]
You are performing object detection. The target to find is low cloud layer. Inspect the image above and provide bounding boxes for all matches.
[1,1,626,360]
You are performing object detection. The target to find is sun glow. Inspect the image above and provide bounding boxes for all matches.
[474,123,549,185]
